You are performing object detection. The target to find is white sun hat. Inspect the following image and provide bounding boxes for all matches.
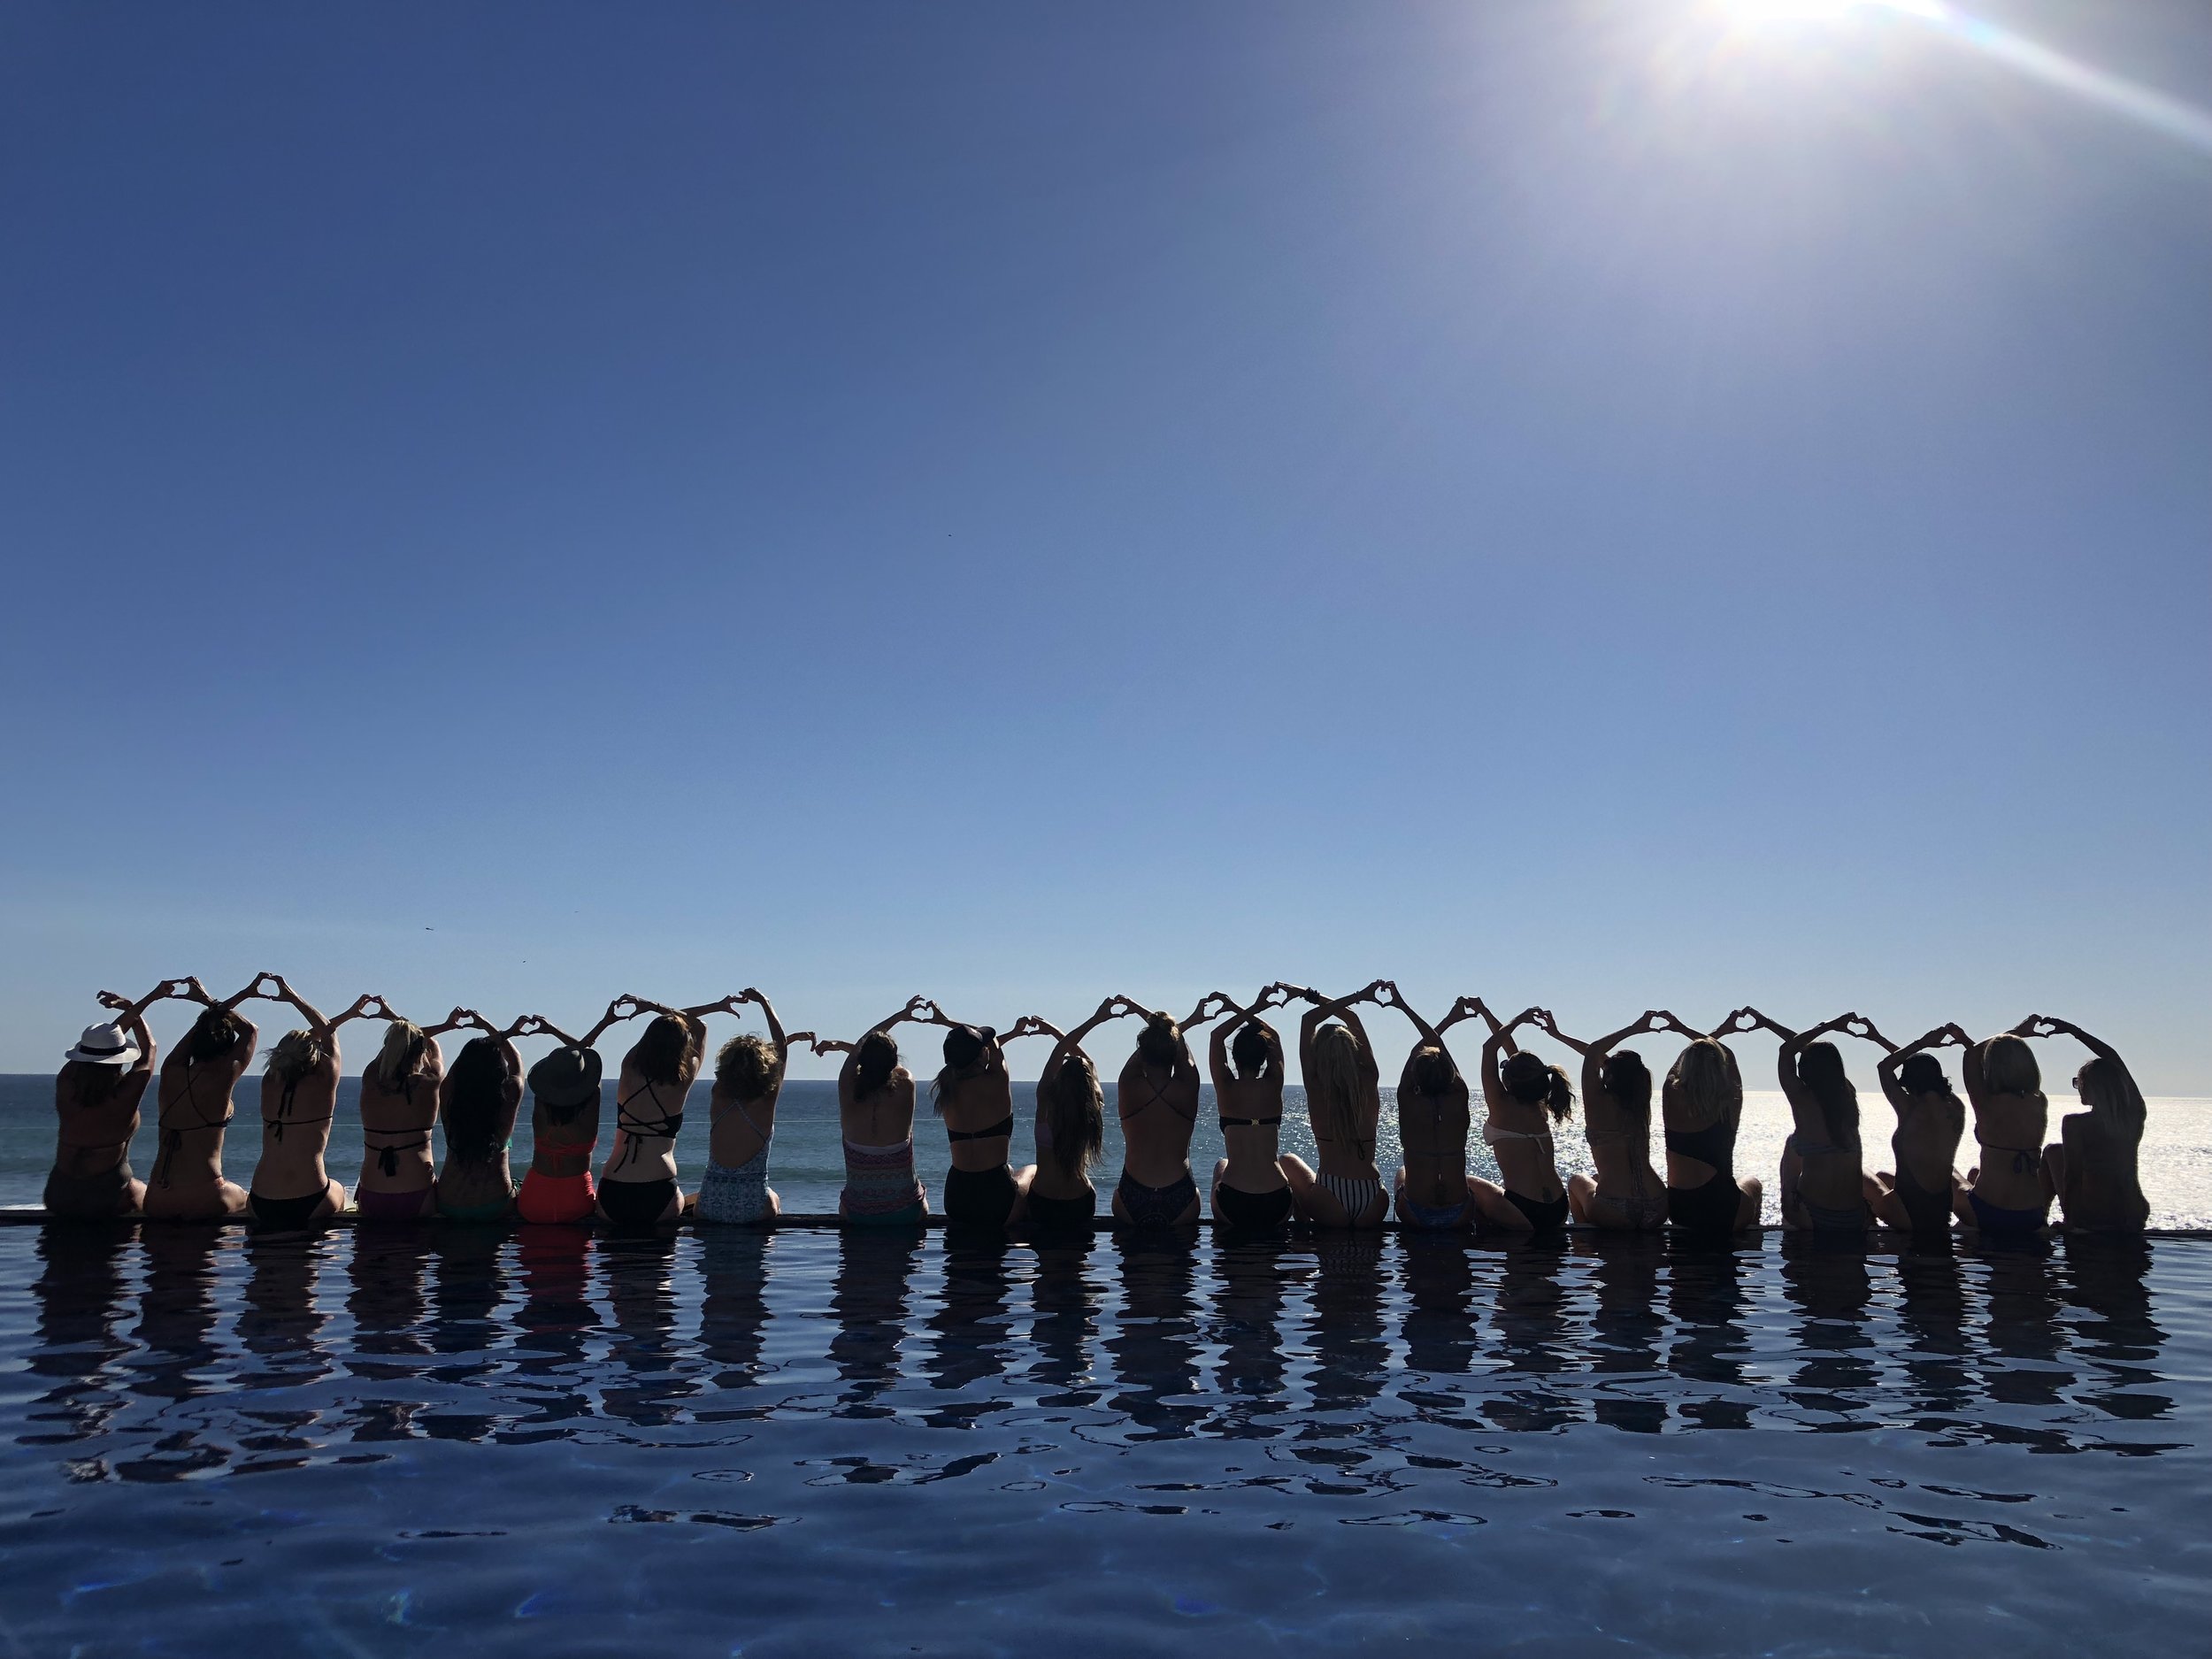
[65,1021,142,1067]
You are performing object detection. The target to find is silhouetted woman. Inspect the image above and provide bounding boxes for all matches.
[437,1021,526,1221]
[1281,983,1389,1228]
[1870,1024,1970,1234]
[248,975,374,1229]
[695,990,802,1226]
[352,999,483,1221]
[929,1010,1029,1232]
[1112,997,1216,1229]
[1545,1009,1693,1233]
[518,996,644,1225]
[1478,1005,1575,1233]
[1210,988,1295,1233]
[829,996,935,1226]
[1751,1009,1881,1234]
[1958,1023,2053,1236]
[2032,1016,2149,1233]
[1390,991,1518,1231]
[1010,997,1133,1233]
[145,976,265,1221]
[49,981,180,1217]
[599,1000,712,1229]
[1663,1015,1763,1236]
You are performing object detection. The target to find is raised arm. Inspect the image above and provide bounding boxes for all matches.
[741,989,788,1061]
[864,995,938,1038]
[1302,983,1386,1081]
[2026,1015,2124,1069]
[1481,1006,1541,1112]
[1041,996,1135,1086]
[1179,991,1234,1032]
[259,973,330,1032]
[1547,1009,1676,1111]
[95,985,168,1073]
[579,995,648,1048]
[1770,1010,1837,1100]
[1876,1023,1969,1111]
[426,1006,493,1040]
[1381,982,1444,1046]
[222,973,279,1013]
[324,994,385,1033]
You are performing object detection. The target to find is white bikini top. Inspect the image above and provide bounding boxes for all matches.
[1482,1119,1552,1148]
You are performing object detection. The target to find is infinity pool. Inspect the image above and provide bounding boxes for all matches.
[2,1227,2204,1656]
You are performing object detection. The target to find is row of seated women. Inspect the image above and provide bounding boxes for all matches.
[47,976,2150,1237]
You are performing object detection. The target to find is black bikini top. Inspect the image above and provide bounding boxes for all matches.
[1665,1116,1734,1177]
[947,1114,1014,1143]
[1119,1071,1194,1125]
[1219,1113,1282,1128]
[268,1074,334,1143]
[364,1131,434,1178]
[615,1080,685,1169]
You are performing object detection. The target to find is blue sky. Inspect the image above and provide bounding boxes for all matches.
[4,2,2207,1085]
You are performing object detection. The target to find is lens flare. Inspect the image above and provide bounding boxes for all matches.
[1715,0,2212,157]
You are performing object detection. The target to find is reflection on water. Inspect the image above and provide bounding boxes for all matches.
[0,1230,2203,1656]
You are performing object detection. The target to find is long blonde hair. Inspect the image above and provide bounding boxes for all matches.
[266,1029,326,1082]
[1307,1022,1369,1152]
[2077,1056,2145,1144]
[376,1019,429,1094]
[1038,1050,1104,1179]
[1983,1034,2042,1098]
[1667,1038,1735,1131]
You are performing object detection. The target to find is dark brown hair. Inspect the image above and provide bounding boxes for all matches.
[1601,1049,1652,1121]
[185,1007,245,1065]
[1409,1044,1459,1098]
[1135,1013,1180,1069]
[442,1036,511,1164]
[1230,1024,1272,1080]
[853,1030,899,1098]
[1502,1050,1575,1124]
[629,1015,701,1089]
[1795,1041,1858,1145]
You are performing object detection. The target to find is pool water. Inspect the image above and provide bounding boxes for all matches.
[2,1226,2205,1655]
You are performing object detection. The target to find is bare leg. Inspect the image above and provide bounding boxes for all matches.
[1007,1164,1037,1230]
[1279,1155,1320,1219]
[1567,1171,1595,1225]
[1468,1174,1530,1233]
[1210,1157,1230,1212]
[1732,1177,1763,1232]
[764,1187,781,1221]
[1954,1168,1978,1227]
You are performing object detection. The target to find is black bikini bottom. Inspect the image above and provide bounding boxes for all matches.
[943,1164,1019,1231]
[1893,1166,1955,1235]
[1116,1170,1198,1227]
[1669,1174,1747,1237]
[248,1187,330,1230]
[1504,1188,1571,1233]
[1025,1191,1096,1233]
[599,1177,677,1229]
[44,1158,135,1218]
[1214,1182,1294,1232]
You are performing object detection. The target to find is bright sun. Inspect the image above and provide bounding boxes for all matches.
[1714,0,1942,26]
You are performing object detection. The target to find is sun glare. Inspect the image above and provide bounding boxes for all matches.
[1699,0,2212,156]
